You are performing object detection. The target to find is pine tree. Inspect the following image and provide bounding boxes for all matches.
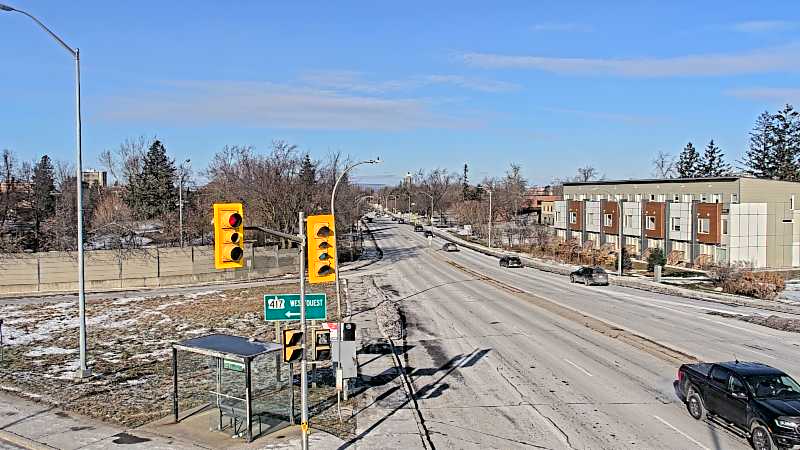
[298,154,316,205]
[675,142,701,178]
[772,104,800,181]
[698,140,730,177]
[29,155,56,250]
[742,111,776,178]
[463,163,470,200]
[125,140,177,220]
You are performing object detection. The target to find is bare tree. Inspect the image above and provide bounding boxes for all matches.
[652,151,676,178]
[574,165,600,182]
[0,149,16,229]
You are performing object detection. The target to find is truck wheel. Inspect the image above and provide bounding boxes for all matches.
[686,388,706,420]
[584,278,590,286]
[751,423,776,450]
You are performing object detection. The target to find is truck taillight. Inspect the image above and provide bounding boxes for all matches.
[677,369,684,382]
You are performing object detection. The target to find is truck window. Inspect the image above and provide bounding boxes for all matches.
[730,376,746,394]
[710,366,732,385]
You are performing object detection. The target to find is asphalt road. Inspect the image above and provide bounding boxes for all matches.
[361,217,797,449]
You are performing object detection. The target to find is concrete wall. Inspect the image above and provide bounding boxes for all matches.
[0,245,300,295]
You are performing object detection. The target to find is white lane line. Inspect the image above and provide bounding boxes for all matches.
[563,358,593,377]
[653,415,710,450]
[744,348,777,359]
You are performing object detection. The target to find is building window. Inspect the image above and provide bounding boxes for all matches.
[635,194,642,202]
[792,195,796,211]
[671,217,681,232]
[731,193,739,204]
[588,212,596,224]
[569,212,577,224]
[555,211,561,222]
[564,194,570,200]
[657,194,666,202]
[604,214,613,227]
[625,214,634,227]
[646,216,656,230]
[649,194,656,201]
[672,194,680,202]
[712,193,722,203]
[700,193,709,202]
[698,218,710,234]
[683,194,693,203]
[722,218,728,235]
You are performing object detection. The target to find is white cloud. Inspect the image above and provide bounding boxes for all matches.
[726,87,800,102]
[299,71,519,94]
[732,20,795,33]
[99,81,477,131]
[462,44,800,77]
[530,23,593,33]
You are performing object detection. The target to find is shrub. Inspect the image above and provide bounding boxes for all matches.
[711,263,786,300]
[613,247,633,272]
[647,248,666,272]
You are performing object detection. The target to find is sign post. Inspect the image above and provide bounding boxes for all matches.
[298,211,309,450]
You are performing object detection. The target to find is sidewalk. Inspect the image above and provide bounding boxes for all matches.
[341,275,426,449]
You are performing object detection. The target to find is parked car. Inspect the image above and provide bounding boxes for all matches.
[398,218,405,224]
[676,361,800,450]
[499,256,523,268]
[414,225,424,232]
[423,230,433,238]
[569,266,609,286]
[442,243,459,252]
[391,217,397,221]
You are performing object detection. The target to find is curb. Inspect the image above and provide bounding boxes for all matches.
[0,430,58,450]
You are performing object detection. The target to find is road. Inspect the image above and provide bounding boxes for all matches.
[358,217,800,449]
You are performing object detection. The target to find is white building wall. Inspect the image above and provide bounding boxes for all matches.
[622,202,641,236]
[668,202,692,241]
[729,203,768,268]
[585,201,601,233]
[554,201,567,229]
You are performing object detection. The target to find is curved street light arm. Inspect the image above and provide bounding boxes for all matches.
[0,4,77,57]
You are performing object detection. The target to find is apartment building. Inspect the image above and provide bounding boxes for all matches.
[552,177,800,269]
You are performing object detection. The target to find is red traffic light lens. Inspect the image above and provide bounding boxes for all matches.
[228,212,242,227]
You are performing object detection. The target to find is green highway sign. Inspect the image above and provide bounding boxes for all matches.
[223,359,244,372]
[264,293,327,321]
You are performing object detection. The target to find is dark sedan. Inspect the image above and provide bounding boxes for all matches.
[499,256,523,268]
[423,230,433,238]
[442,243,459,252]
[570,266,609,285]
[414,225,424,232]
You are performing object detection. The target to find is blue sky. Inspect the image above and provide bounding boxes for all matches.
[2,1,800,185]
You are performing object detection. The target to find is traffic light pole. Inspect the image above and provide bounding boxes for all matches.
[298,211,309,450]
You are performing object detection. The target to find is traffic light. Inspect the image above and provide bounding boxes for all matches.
[283,329,304,363]
[313,329,331,361]
[306,214,336,284]
[213,203,245,269]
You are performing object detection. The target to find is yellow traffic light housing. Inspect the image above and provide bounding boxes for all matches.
[306,214,336,284]
[213,203,245,269]
[313,329,331,361]
[283,329,304,363]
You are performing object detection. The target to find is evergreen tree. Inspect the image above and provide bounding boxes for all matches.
[30,155,56,250]
[125,140,177,220]
[463,163,470,200]
[298,154,316,205]
[675,142,700,178]
[647,247,666,272]
[742,111,776,178]
[772,104,800,181]
[698,140,730,177]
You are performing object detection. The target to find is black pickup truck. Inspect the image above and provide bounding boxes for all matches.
[676,361,800,450]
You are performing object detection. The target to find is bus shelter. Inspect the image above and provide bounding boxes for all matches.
[171,334,289,442]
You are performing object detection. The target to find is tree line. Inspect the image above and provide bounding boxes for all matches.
[0,137,368,253]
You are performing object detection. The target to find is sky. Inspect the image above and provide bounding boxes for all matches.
[2,1,800,186]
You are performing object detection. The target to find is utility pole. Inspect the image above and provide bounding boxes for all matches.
[178,159,190,247]
[481,184,494,248]
[618,199,625,276]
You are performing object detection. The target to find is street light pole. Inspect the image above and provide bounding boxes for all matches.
[481,184,494,248]
[330,158,380,403]
[2,3,90,378]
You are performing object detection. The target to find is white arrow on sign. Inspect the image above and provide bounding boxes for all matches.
[286,311,301,318]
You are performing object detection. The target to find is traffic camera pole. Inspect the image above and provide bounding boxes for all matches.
[299,211,309,450]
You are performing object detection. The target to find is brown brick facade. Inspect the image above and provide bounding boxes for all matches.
[601,200,618,235]
[696,203,722,244]
[568,200,583,232]
[643,201,665,239]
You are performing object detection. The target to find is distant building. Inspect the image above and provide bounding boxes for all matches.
[82,170,107,188]
[523,186,560,225]
[0,180,32,194]
[552,176,800,269]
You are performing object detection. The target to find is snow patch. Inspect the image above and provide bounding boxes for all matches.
[24,347,77,357]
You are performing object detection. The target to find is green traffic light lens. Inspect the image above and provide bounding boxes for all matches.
[230,247,243,261]
[318,265,333,276]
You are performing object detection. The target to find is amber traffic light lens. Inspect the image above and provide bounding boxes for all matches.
[229,232,240,243]
[228,213,242,227]
[318,241,330,249]
[230,247,243,261]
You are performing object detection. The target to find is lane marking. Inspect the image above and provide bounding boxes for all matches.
[743,348,777,359]
[653,415,710,450]
[563,358,593,377]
